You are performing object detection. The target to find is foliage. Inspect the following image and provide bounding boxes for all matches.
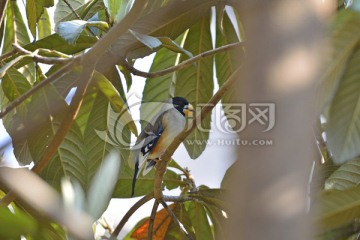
[0,0,241,239]
[315,1,360,239]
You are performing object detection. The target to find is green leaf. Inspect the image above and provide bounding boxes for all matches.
[1,68,31,101]
[54,0,86,26]
[158,36,193,58]
[94,71,126,112]
[93,71,138,136]
[0,207,37,239]
[317,186,360,230]
[129,29,162,50]
[215,10,243,131]
[175,14,213,159]
[26,33,97,54]
[87,150,120,219]
[56,0,105,24]
[97,0,218,64]
[1,69,32,165]
[27,87,89,188]
[56,20,108,44]
[115,0,131,23]
[187,201,214,240]
[38,8,52,39]
[327,46,360,164]
[325,157,360,190]
[2,0,30,54]
[26,0,38,37]
[317,10,360,113]
[103,0,121,23]
[0,55,31,79]
[140,34,187,128]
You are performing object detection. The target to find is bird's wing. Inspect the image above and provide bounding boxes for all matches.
[131,112,165,196]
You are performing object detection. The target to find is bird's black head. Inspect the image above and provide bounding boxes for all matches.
[172,97,194,117]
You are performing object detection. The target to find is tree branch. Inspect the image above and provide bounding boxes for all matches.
[160,200,193,240]
[121,42,244,78]
[153,66,241,199]
[12,43,73,64]
[148,200,159,240]
[111,192,154,238]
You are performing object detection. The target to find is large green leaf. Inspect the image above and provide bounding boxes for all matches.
[56,0,105,24]
[175,14,213,159]
[1,68,31,101]
[2,0,30,54]
[38,8,52,39]
[327,46,360,164]
[95,0,219,72]
[187,201,214,240]
[215,9,243,131]
[317,186,360,230]
[325,157,360,190]
[140,34,186,128]
[1,68,32,165]
[54,0,86,26]
[25,85,89,189]
[93,71,137,136]
[103,0,131,24]
[2,0,35,82]
[26,0,54,37]
[56,19,108,44]
[317,10,360,113]
[25,33,97,54]
[0,207,37,239]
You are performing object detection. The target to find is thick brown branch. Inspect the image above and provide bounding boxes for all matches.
[111,192,154,238]
[121,42,244,78]
[153,67,241,199]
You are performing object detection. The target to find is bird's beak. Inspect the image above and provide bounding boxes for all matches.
[184,104,194,117]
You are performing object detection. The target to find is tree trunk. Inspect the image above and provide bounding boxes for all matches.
[225,1,333,239]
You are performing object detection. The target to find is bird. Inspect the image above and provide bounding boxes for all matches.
[131,97,194,197]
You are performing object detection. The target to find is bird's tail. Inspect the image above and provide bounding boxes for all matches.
[131,158,139,197]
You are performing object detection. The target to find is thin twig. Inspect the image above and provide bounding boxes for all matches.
[148,200,159,240]
[12,43,73,64]
[153,66,242,199]
[0,48,16,62]
[163,195,201,203]
[183,167,197,192]
[121,42,244,78]
[160,200,193,240]
[111,192,154,238]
